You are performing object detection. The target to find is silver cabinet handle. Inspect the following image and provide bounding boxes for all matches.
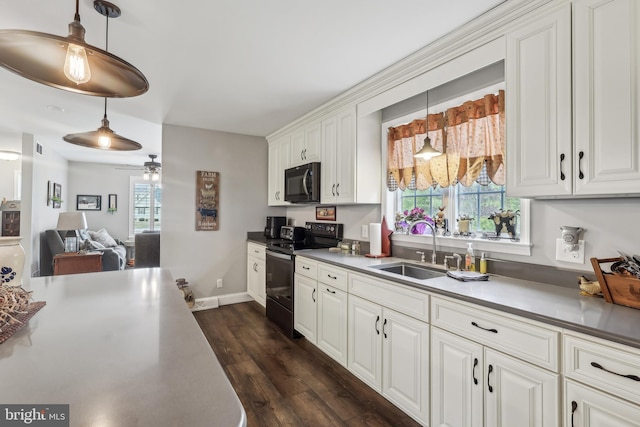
[331,184,336,196]
[560,153,566,181]
[336,183,340,196]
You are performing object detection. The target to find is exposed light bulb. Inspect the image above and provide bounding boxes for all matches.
[98,134,111,149]
[63,43,91,85]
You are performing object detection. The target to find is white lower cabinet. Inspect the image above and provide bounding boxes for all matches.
[348,294,429,425]
[565,380,640,427]
[317,284,348,366]
[246,243,266,307]
[431,296,560,427]
[431,327,483,427]
[563,331,640,427]
[293,273,317,344]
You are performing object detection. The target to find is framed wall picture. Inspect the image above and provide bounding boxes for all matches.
[77,195,102,211]
[47,180,51,206]
[52,183,62,209]
[196,171,219,231]
[316,205,336,221]
[108,194,117,212]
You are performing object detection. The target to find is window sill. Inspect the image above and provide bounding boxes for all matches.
[391,233,532,256]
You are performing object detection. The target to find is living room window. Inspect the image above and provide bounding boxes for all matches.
[130,178,162,236]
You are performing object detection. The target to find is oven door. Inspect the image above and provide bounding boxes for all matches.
[265,249,294,311]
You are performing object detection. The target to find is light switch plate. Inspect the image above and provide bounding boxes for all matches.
[555,238,585,264]
[362,224,369,239]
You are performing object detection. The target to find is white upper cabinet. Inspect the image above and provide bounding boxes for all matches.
[321,107,357,204]
[267,137,290,206]
[290,122,321,167]
[506,0,640,198]
[573,0,640,195]
[506,3,573,197]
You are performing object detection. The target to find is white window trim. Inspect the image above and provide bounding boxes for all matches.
[381,85,531,257]
[129,177,162,238]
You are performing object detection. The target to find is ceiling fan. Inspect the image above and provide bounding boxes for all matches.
[115,154,161,181]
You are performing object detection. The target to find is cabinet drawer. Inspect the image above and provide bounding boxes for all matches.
[431,296,559,371]
[349,272,429,322]
[295,257,317,280]
[564,331,640,403]
[317,262,348,292]
[247,242,265,261]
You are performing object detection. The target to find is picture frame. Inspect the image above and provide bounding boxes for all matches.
[108,194,117,212]
[52,183,62,209]
[316,205,336,221]
[195,171,219,231]
[76,195,102,211]
[46,180,51,206]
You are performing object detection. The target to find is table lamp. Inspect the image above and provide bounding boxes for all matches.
[56,212,88,253]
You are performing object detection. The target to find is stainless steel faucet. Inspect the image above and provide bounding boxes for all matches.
[452,253,462,271]
[409,220,437,264]
[416,251,425,262]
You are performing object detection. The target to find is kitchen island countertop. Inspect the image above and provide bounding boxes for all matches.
[295,249,640,350]
[0,268,246,427]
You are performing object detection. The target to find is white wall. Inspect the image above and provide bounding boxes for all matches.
[67,161,140,241]
[162,124,285,298]
[22,136,69,277]
[0,130,21,201]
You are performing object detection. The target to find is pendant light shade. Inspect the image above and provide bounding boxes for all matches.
[0,0,148,98]
[63,103,142,151]
[414,89,441,160]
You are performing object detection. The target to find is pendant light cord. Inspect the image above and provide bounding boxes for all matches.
[74,0,80,21]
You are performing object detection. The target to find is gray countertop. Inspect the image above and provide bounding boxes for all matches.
[291,248,640,350]
[0,268,246,427]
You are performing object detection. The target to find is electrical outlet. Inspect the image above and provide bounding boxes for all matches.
[216,278,223,288]
[555,238,585,264]
[362,224,369,239]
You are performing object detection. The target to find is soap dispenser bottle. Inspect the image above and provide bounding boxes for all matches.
[465,243,476,271]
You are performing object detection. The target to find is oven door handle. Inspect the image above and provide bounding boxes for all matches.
[302,169,310,196]
[266,250,293,261]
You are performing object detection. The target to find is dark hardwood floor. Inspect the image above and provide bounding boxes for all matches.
[194,301,420,427]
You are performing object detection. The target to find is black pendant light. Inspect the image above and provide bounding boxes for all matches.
[0,0,148,98]
[62,1,141,151]
[414,89,441,160]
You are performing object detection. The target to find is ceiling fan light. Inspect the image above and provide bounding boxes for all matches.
[0,150,20,161]
[143,171,150,181]
[151,171,160,182]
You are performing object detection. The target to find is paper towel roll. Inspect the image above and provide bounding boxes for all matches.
[369,223,382,256]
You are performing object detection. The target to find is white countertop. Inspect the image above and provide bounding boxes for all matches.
[295,249,640,349]
[0,268,246,427]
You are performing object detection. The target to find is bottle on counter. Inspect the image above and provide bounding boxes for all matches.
[352,241,361,255]
[479,252,488,274]
[465,243,476,271]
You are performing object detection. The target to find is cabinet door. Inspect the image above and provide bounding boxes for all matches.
[348,294,383,391]
[268,138,291,206]
[246,255,259,302]
[317,285,348,367]
[335,107,356,204]
[573,0,640,195]
[382,308,430,426]
[290,129,306,166]
[505,3,572,197]
[431,327,483,427]
[304,122,321,163]
[321,115,338,203]
[255,258,266,307]
[293,273,317,344]
[566,380,640,427]
[484,349,559,427]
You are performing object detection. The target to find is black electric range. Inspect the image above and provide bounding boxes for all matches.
[265,222,343,338]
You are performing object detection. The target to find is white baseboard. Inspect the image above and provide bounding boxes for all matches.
[190,292,253,312]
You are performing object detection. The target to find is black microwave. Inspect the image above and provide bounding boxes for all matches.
[284,162,321,203]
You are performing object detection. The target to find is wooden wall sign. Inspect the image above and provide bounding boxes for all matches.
[196,171,219,231]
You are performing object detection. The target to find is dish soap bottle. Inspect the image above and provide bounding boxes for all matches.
[479,252,488,274]
[465,243,476,271]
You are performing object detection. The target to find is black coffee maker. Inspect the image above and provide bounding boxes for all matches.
[264,216,287,239]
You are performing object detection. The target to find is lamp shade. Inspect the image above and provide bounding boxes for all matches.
[56,212,88,231]
[414,136,441,160]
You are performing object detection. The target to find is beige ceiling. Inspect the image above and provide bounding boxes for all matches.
[0,0,503,166]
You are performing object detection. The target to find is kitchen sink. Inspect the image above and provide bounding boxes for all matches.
[370,262,445,280]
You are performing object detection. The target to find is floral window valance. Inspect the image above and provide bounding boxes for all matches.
[387,90,505,191]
